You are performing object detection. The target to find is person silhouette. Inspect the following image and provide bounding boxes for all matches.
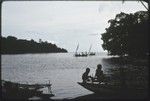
[82,68,90,83]
[95,64,104,84]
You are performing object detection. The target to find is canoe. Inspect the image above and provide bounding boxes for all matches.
[78,82,148,99]
[89,52,96,56]
[75,54,88,57]
[77,82,121,95]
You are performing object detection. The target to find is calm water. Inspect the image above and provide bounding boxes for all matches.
[2,52,114,99]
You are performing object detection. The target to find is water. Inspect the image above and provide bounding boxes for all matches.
[2,52,113,99]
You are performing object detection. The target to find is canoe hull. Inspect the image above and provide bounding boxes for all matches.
[78,82,149,98]
[77,82,119,95]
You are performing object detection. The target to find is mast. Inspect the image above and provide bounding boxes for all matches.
[75,43,79,54]
[88,44,92,55]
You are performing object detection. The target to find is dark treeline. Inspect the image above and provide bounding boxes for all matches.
[101,11,149,58]
[1,36,68,54]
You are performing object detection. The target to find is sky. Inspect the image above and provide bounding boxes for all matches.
[2,1,148,52]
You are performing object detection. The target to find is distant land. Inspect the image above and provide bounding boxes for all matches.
[1,36,68,54]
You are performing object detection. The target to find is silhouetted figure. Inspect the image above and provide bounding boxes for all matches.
[82,68,90,83]
[95,64,104,84]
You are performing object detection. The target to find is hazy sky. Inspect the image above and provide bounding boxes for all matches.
[2,1,147,52]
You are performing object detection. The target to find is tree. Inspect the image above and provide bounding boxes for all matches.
[1,36,68,54]
[101,11,149,58]
[122,0,149,14]
[7,36,17,40]
[39,39,42,43]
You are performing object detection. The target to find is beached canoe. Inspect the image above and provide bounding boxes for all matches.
[77,82,122,95]
[78,82,148,99]
[2,80,54,100]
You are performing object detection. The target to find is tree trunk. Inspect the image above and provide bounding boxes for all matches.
[148,1,150,16]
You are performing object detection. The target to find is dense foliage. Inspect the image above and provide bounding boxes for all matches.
[1,36,67,54]
[101,11,149,58]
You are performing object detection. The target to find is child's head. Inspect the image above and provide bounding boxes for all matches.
[97,64,102,69]
[86,68,90,73]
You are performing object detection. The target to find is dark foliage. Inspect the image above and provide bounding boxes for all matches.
[2,80,54,100]
[101,11,149,58]
[102,57,149,98]
[1,36,68,54]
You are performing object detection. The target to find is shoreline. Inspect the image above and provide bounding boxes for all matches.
[2,80,149,101]
[2,56,149,101]
[1,52,68,55]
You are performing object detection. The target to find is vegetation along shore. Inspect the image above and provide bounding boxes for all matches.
[1,36,68,54]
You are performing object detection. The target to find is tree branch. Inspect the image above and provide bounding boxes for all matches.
[140,0,149,10]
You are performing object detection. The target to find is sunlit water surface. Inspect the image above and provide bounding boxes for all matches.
[2,52,114,99]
